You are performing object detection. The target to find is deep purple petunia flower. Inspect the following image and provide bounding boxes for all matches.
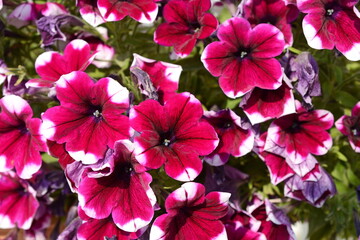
[78,140,156,232]
[27,39,96,88]
[150,182,230,240]
[265,102,334,164]
[0,95,47,179]
[284,166,336,207]
[154,0,218,57]
[202,109,255,166]
[201,17,285,98]
[98,0,158,23]
[238,0,299,46]
[41,71,132,164]
[298,0,360,61]
[335,101,360,152]
[0,171,39,230]
[130,92,219,181]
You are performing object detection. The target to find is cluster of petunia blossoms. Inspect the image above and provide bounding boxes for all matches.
[1,0,360,239]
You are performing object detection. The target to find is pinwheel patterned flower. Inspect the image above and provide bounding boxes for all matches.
[201,17,285,98]
[41,71,132,164]
[265,102,334,164]
[150,182,230,240]
[98,0,158,24]
[0,95,47,179]
[77,0,105,27]
[0,171,39,230]
[154,0,218,57]
[298,0,360,61]
[78,140,156,233]
[130,92,219,181]
[335,101,360,152]
[27,39,96,88]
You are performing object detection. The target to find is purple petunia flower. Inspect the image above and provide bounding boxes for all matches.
[150,182,230,240]
[0,95,47,179]
[335,101,360,152]
[201,17,285,98]
[154,0,218,57]
[41,71,132,164]
[98,0,158,24]
[298,0,360,61]
[130,92,219,181]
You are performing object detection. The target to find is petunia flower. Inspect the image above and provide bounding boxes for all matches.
[202,109,255,166]
[265,101,334,164]
[41,71,132,164]
[97,0,158,24]
[335,101,360,152]
[201,17,285,98]
[130,92,219,181]
[154,0,218,57]
[77,0,106,27]
[131,53,182,103]
[298,0,360,61]
[0,171,39,230]
[239,81,296,125]
[27,39,96,88]
[78,140,156,232]
[284,166,336,207]
[238,0,299,46]
[150,182,230,240]
[0,95,47,179]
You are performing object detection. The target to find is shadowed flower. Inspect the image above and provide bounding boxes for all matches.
[154,0,218,57]
[150,182,230,240]
[130,92,219,181]
[0,95,47,179]
[0,171,39,230]
[41,71,132,164]
[202,109,255,166]
[201,17,285,98]
[335,101,360,152]
[298,0,360,61]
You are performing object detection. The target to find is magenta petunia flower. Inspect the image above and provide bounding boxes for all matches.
[284,166,336,207]
[98,0,158,23]
[202,109,255,166]
[78,140,156,232]
[41,71,132,164]
[0,95,46,179]
[0,171,39,230]
[154,0,218,57]
[77,0,106,27]
[298,0,360,61]
[201,17,285,98]
[335,101,360,152]
[130,92,219,181]
[131,53,182,103]
[240,81,296,125]
[27,39,96,88]
[264,102,334,164]
[239,0,299,46]
[77,207,145,240]
[150,182,230,240]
